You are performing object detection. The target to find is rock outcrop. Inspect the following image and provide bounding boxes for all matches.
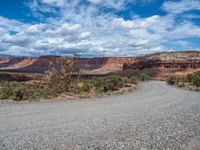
[0,57,135,74]
[0,51,200,81]
[123,51,200,71]
[123,59,200,70]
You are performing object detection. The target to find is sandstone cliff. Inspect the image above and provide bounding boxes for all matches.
[122,51,200,79]
[0,51,200,81]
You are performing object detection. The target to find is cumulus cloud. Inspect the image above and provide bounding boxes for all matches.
[42,0,64,6]
[87,0,102,4]
[162,0,200,14]
[26,24,46,33]
[113,15,159,30]
[0,0,199,56]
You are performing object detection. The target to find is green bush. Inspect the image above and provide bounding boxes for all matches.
[0,73,150,100]
[122,77,129,83]
[0,86,11,100]
[133,73,152,81]
[13,88,25,101]
[139,74,151,81]
[167,76,177,85]
[184,72,200,87]
[0,81,54,101]
[94,75,123,93]
[167,71,200,88]
[79,80,94,93]
[130,76,137,84]
[192,75,200,87]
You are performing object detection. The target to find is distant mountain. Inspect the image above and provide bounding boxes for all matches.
[0,50,199,74]
[0,51,200,82]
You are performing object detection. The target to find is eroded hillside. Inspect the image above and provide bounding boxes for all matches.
[0,51,200,81]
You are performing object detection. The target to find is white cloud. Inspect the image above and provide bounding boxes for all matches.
[80,32,91,38]
[26,24,45,33]
[42,0,64,6]
[88,0,102,4]
[113,15,159,30]
[162,0,200,14]
[0,0,199,56]
[59,23,82,34]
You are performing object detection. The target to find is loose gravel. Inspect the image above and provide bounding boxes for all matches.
[0,81,200,150]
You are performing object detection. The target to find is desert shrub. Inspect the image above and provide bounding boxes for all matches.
[129,76,138,84]
[79,80,94,93]
[0,86,12,100]
[0,81,56,101]
[78,75,142,94]
[104,80,122,91]
[186,74,193,83]
[95,75,124,93]
[191,74,200,87]
[167,71,200,88]
[122,77,129,83]
[0,73,148,100]
[183,72,200,87]
[177,83,185,87]
[12,88,25,101]
[135,73,152,81]
[167,76,177,85]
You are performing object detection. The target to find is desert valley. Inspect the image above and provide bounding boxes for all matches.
[1,51,200,82]
[1,51,200,149]
[1,0,200,149]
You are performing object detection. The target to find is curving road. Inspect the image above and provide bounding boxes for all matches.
[0,81,200,150]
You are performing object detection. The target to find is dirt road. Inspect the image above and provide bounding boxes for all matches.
[0,81,200,149]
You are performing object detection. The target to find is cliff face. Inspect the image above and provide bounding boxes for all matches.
[0,51,200,81]
[123,51,200,70]
[0,57,50,73]
[122,51,200,79]
[0,57,135,74]
[123,60,200,70]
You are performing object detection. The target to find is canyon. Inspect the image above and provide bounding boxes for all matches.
[123,51,200,70]
[0,57,135,74]
[0,51,200,81]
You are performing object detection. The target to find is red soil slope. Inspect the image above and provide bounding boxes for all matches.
[122,51,200,79]
[0,51,199,81]
[0,57,135,74]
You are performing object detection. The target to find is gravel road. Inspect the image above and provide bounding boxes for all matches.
[0,81,200,150]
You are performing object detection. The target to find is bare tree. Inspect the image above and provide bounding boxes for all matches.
[44,57,60,88]
[44,54,80,93]
[73,53,81,83]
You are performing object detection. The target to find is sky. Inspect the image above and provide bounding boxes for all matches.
[0,0,200,57]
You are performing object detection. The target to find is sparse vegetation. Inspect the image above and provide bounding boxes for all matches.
[79,74,151,95]
[0,73,152,101]
[167,71,200,90]
[134,73,152,81]
[167,75,178,85]
[0,53,153,101]
[0,81,51,101]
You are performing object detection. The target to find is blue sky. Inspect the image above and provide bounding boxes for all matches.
[0,0,199,56]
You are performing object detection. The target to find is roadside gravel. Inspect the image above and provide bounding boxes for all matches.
[0,81,200,149]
